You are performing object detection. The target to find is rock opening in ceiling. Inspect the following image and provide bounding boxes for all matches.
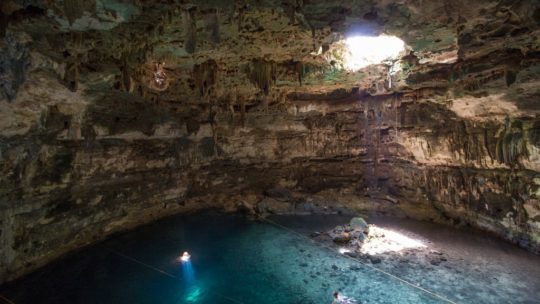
[344,35,405,71]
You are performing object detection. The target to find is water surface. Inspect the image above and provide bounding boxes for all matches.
[1,211,538,303]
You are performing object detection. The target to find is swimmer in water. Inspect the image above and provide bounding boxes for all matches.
[179,251,191,262]
[332,291,341,304]
[332,291,357,304]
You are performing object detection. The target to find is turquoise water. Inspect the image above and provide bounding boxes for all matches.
[1,212,451,303]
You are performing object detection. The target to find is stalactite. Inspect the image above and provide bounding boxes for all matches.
[120,57,134,93]
[64,62,79,92]
[505,68,517,87]
[205,8,220,46]
[483,128,495,163]
[240,95,246,127]
[210,108,219,157]
[63,32,92,92]
[284,3,295,25]
[530,122,540,146]
[446,120,484,164]
[495,119,528,166]
[228,88,237,124]
[182,6,197,54]
[499,131,526,165]
[245,59,277,95]
[193,59,218,97]
[280,60,304,86]
[167,9,173,24]
[294,61,304,86]
[235,1,246,31]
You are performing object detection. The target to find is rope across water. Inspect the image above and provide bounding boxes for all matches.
[0,294,16,304]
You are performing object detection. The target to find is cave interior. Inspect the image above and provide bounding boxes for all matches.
[1,0,540,303]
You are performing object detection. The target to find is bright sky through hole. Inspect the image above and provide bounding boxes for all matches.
[344,35,405,70]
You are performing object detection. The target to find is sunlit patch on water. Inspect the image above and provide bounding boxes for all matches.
[360,226,427,255]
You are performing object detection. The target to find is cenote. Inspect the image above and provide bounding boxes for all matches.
[2,1,540,303]
[2,211,539,304]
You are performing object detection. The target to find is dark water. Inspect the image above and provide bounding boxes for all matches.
[1,211,539,303]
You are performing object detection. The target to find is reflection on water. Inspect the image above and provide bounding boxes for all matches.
[181,260,195,283]
[184,286,202,303]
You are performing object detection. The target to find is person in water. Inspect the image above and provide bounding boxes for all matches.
[332,291,341,304]
[178,251,191,262]
[332,291,357,304]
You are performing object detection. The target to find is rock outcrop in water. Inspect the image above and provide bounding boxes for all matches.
[1,0,540,283]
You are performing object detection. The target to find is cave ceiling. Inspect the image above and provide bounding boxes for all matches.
[1,0,539,122]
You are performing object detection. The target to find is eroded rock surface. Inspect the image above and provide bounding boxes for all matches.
[1,0,539,283]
